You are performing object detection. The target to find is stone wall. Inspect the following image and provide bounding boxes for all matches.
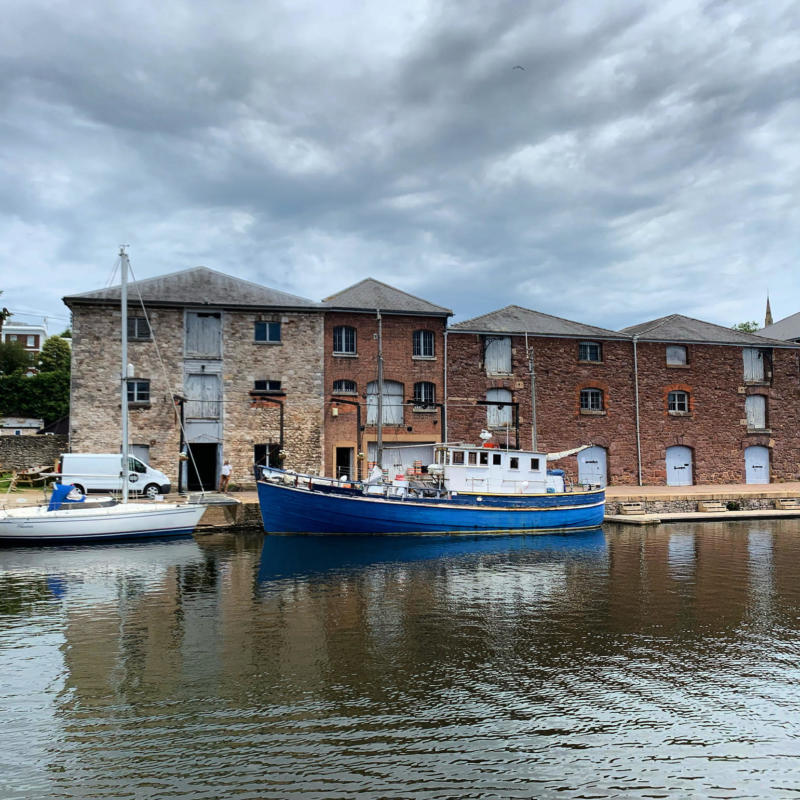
[0,434,68,471]
[323,312,446,477]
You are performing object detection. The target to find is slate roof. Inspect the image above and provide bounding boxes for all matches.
[449,305,629,339]
[759,313,800,342]
[64,267,317,310]
[322,278,452,316]
[621,314,797,347]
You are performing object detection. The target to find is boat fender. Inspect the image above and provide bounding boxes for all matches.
[482,442,497,448]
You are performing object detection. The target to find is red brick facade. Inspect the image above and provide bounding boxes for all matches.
[323,312,447,478]
[446,333,800,485]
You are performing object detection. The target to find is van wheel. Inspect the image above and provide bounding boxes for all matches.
[71,484,85,496]
[144,483,160,499]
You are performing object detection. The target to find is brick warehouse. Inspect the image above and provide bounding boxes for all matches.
[321,279,451,480]
[65,268,324,492]
[447,307,800,486]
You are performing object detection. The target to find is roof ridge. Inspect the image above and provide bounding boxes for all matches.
[453,303,624,335]
[322,276,451,313]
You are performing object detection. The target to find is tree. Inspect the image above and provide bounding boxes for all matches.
[0,340,30,375]
[733,321,759,333]
[39,335,71,373]
[59,328,72,338]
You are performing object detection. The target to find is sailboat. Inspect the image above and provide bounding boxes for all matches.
[255,310,604,534]
[0,248,207,543]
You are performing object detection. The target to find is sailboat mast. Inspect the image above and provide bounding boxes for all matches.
[376,308,384,468]
[120,247,129,504]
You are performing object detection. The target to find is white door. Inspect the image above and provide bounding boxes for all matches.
[666,446,693,486]
[745,446,769,484]
[578,446,607,487]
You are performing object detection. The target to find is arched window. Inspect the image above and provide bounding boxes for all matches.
[413,330,434,358]
[333,326,356,355]
[332,379,357,394]
[667,390,689,413]
[366,380,404,425]
[486,388,512,427]
[413,381,436,407]
[579,341,601,362]
[580,388,604,411]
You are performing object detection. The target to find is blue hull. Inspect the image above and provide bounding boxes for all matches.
[257,480,604,534]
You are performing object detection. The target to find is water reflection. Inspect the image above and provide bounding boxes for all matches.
[1,522,800,798]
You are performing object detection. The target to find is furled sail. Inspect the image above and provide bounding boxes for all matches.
[546,445,591,461]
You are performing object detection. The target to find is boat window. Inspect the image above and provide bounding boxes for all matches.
[530,458,540,470]
[452,451,465,465]
[509,457,519,469]
[492,453,502,466]
[479,451,489,465]
[436,449,444,465]
[468,451,477,465]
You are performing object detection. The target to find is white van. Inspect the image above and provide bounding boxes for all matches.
[59,453,171,498]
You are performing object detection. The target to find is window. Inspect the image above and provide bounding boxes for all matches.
[485,336,512,374]
[254,321,281,343]
[127,380,150,404]
[666,345,687,365]
[333,326,356,354]
[743,348,769,382]
[468,451,477,465]
[486,388,512,427]
[510,457,519,469]
[668,390,689,413]
[580,388,604,411]
[745,394,766,430]
[413,381,436,408]
[7,335,17,342]
[26,335,35,347]
[254,379,282,393]
[186,311,222,357]
[128,317,151,339]
[479,451,489,465]
[413,330,434,358]
[579,341,601,362]
[332,379,357,394]
[366,380,404,425]
[452,451,464,465]
[492,453,502,465]
[530,458,540,470]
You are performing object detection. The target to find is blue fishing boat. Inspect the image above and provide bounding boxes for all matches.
[256,441,604,534]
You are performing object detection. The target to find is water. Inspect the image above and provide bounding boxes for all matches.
[2,521,800,798]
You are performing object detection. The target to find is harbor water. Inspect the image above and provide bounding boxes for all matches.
[2,520,800,798]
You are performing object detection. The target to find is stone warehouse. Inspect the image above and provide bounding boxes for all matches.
[65,268,324,491]
[64,264,800,489]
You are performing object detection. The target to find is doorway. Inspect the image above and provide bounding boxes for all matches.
[335,447,354,480]
[578,446,607,487]
[666,446,693,486]
[744,446,770,484]
[186,443,218,491]
[254,443,282,469]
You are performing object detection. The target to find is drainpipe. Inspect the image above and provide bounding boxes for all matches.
[633,334,643,486]
[526,332,537,451]
[443,328,448,443]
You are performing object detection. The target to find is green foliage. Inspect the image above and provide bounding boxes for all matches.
[59,328,72,338]
[39,336,71,373]
[0,370,70,424]
[732,321,759,333]
[0,340,31,375]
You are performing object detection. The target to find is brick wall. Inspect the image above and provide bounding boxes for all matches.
[323,312,446,477]
[0,434,68,471]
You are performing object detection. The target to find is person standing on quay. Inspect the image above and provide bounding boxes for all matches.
[219,460,232,492]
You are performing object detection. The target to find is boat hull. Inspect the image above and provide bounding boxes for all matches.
[0,503,207,544]
[257,480,604,534]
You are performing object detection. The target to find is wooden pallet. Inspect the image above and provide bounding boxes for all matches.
[697,501,727,512]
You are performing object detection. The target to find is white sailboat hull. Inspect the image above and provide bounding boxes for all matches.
[0,502,207,543]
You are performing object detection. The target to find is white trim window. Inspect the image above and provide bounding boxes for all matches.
[580,388,604,411]
[413,381,436,408]
[332,379,357,394]
[579,341,601,362]
[668,390,689,413]
[254,379,281,393]
[413,330,434,358]
[333,326,356,354]
[127,380,150,404]
[254,321,281,343]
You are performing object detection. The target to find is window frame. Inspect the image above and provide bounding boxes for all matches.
[332,379,357,395]
[580,387,604,412]
[666,345,688,366]
[254,321,281,344]
[484,335,512,375]
[578,341,602,362]
[412,330,435,359]
[127,379,151,405]
[667,390,689,414]
[127,316,151,340]
[253,379,282,393]
[333,325,357,355]
[413,381,436,409]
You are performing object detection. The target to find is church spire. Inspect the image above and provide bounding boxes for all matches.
[765,296,773,327]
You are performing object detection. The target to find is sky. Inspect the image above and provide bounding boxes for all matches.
[2,0,799,334]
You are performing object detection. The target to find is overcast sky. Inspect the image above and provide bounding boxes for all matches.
[2,0,799,333]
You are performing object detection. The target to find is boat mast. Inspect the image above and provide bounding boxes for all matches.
[120,246,129,504]
[376,308,384,469]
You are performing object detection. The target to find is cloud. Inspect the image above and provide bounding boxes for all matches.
[1,0,799,333]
